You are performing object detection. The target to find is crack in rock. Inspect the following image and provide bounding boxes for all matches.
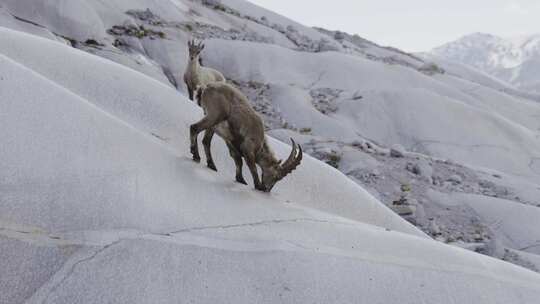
[10,14,46,29]
[40,240,122,304]
[22,218,355,302]
[519,242,540,251]
[167,218,353,235]
[1,217,355,247]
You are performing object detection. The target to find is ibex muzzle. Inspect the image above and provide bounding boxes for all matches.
[260,139,303,192]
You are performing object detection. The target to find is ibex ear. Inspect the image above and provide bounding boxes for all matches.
[200,44,205,51]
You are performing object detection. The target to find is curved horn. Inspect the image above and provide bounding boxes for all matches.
[279,138,303,179]
[280,139,297,168]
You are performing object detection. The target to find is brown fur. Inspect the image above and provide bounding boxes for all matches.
[190,83,302,192]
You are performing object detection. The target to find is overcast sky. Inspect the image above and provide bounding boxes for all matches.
[248,0,540,52]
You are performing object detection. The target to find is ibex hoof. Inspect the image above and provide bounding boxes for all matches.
[236,177,248,185]
[207,162,217,171]
[192,155,201,163]
[255,185,268,192]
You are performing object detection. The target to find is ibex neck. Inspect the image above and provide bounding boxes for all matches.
[188,58,201,72]
[258,140,279,165]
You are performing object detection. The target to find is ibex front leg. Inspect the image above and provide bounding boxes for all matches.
[226,143,247,185]
[244,152,264,191]
[185,81,194,101]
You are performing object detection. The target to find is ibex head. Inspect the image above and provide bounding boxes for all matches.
[188,39,205,61]
[260,139,303,192]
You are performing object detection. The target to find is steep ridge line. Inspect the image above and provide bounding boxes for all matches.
[0,51,182,158]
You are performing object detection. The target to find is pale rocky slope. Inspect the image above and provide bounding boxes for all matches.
[2,1,540,302]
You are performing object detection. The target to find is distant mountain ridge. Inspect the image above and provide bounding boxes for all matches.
[432,32,540,92]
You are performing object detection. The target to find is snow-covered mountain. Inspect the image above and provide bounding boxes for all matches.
[432,32,540,92]
[2,0,540,303]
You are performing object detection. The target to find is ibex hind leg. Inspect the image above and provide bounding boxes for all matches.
[226,143,247,185]
[202,129,217,171]
[190,114,225,163]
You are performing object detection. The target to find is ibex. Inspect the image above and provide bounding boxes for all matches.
[190,83,303,192]
[183,40,225,101]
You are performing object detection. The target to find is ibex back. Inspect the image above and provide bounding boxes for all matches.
[190,83,302,192]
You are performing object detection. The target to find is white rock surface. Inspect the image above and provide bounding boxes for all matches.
[2,1,540,303]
